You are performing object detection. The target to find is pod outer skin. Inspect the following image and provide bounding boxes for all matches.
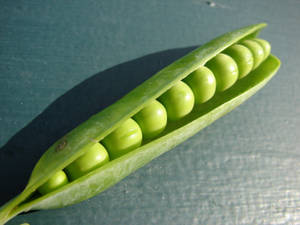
[0,23,281,225]
[21,54,281,212]
[25,24,269,194]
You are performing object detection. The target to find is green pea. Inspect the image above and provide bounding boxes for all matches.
[65,143,109,180]
[133,100,167,139]
[205,53,238,92]
[37,170,68,195]
[240,39,264,70]
[102,118,142,159]
[183,66,216,104]
[223,44,254,79]
[252,38,271,60]
[158,81,195,121]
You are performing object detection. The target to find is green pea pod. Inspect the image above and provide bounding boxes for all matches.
[0,23,280,224]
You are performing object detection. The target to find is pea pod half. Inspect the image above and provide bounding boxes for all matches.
[0,23,280,224]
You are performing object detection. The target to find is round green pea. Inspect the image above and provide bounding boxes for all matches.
[252,38,271,60]
[223,44,254,79]
[37,170,68,195]
[240,39,264,70]
[205,53,238,92]
[65,143,109,180]
[158,81,195,121]
[102,118,142,159]
[133,100,167,139]
[183,66,216,104]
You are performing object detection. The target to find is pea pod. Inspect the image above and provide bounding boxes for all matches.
[0,23,280,224]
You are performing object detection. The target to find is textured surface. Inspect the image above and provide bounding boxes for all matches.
[0,0,299,225]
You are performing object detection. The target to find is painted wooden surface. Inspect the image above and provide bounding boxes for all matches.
[0,0,299,224]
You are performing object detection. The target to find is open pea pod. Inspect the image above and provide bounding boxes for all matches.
[0,23,280,224]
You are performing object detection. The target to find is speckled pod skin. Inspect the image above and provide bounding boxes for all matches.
[0,23,280,225]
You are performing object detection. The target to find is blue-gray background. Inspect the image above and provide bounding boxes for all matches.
[1,0,299,224]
